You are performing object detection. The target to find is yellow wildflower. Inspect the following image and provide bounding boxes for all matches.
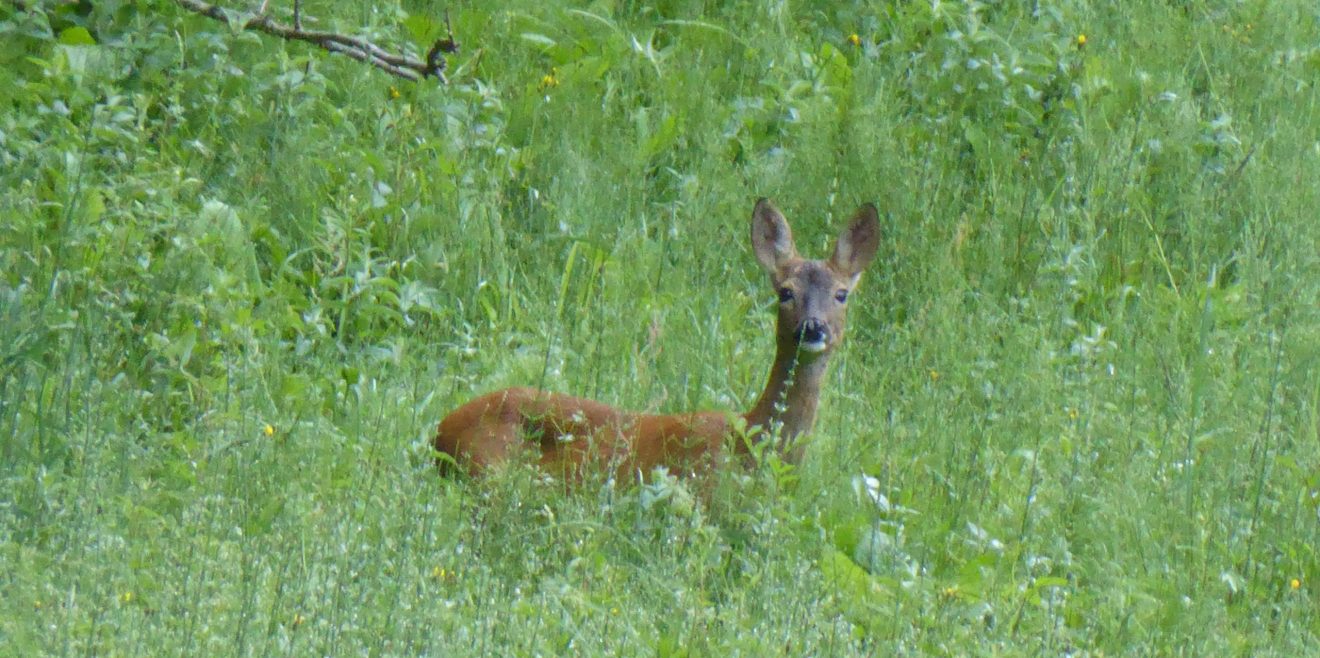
[540,68,559,90]
[1076,34,1087,48]
[1291,578,1301,590]
[388,86,401,100]
[847,33,861,47]
[263,423,275,437]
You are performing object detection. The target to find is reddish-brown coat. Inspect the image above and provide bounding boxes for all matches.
[434,387,736,480]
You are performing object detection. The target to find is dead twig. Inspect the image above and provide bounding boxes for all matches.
[173,0,459,82]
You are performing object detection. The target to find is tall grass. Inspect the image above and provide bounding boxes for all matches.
[1,0,1317,654]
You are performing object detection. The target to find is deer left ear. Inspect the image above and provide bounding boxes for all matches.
[751,198,798,273]
[831,203,881,281]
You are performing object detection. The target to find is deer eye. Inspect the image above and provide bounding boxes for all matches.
[834,289,849,303]
[778,287,794,303]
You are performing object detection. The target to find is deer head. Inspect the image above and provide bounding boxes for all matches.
[751,198,880,358]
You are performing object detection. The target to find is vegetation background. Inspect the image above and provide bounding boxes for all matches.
[2,0,1318,654]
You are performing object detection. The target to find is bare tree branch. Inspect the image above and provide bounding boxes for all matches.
[173,0,458,82]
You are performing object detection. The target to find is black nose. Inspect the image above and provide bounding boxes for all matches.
[799,319,828,344]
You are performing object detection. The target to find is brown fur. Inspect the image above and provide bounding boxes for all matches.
[434,199,880,482]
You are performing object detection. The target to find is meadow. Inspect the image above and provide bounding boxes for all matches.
[2,0,1318,654]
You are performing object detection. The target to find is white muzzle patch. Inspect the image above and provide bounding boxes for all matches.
[799,340,828,354]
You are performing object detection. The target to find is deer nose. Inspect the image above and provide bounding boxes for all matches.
[798,319,829,347]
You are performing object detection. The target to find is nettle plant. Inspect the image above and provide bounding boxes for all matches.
[887,1,1083,149]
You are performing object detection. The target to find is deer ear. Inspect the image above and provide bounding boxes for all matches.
[831,203,880,280]
[750,198,797,273]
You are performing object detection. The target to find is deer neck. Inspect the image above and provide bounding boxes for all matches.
[742,343,831,460]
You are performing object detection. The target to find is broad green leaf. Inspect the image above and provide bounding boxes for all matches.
[403,14,442,44]
[57,27,96,46]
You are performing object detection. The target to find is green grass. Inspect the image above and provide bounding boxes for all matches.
[2,0,1318,654]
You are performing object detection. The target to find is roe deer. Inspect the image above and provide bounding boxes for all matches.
[434,198,880,481]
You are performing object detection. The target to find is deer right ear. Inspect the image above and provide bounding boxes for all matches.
[831,203,881,281]
[750,198,797,273]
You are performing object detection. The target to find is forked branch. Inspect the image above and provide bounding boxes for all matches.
[173,0,458,82]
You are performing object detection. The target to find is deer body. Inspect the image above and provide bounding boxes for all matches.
[434,199,879,481]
